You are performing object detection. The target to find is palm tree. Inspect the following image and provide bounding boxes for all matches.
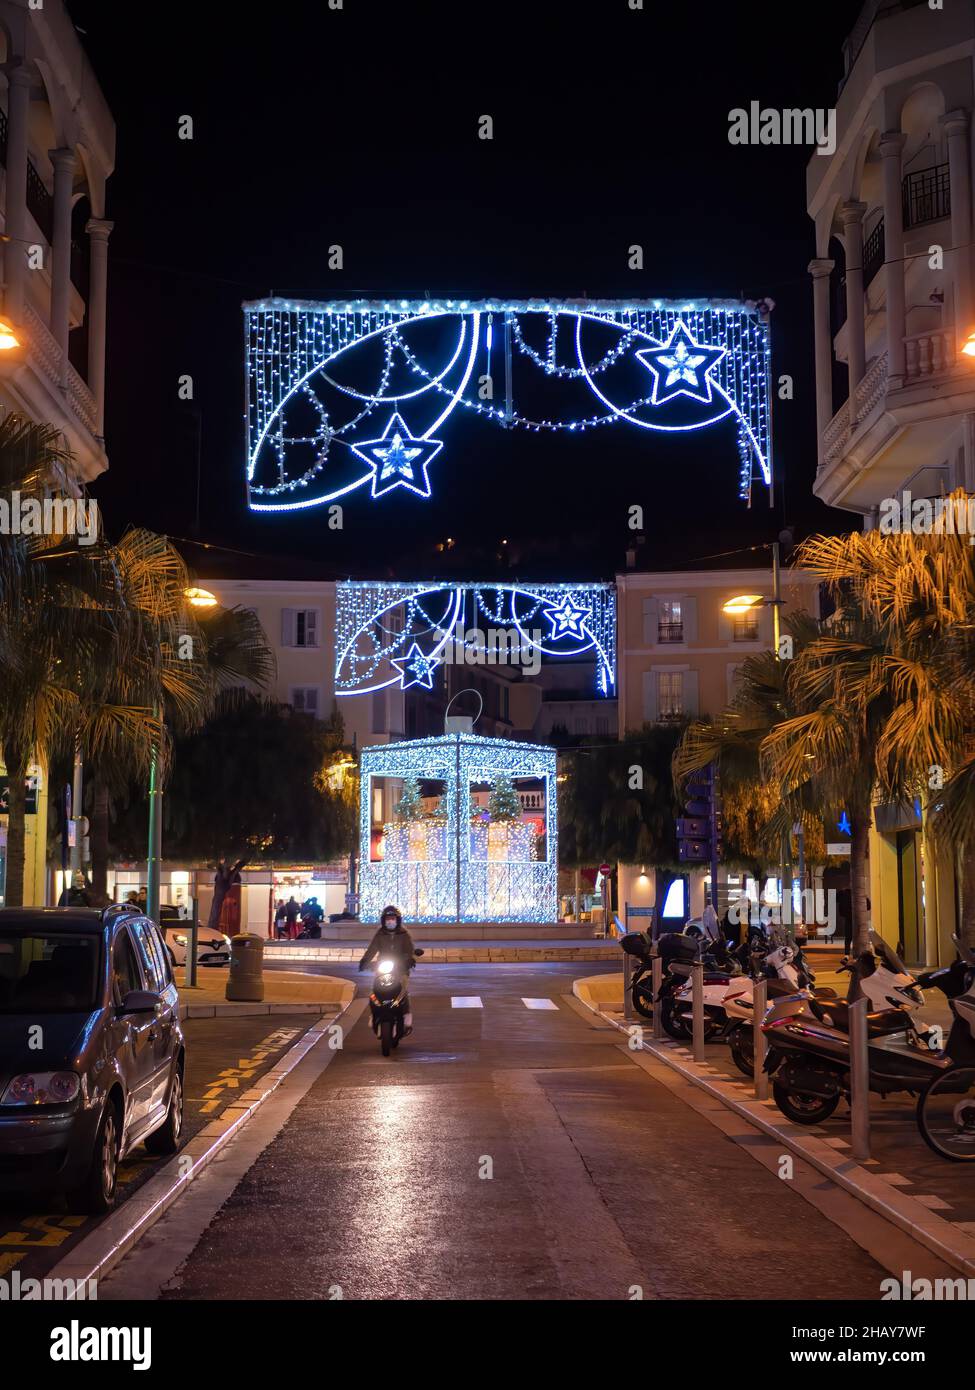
[794,511,975,947]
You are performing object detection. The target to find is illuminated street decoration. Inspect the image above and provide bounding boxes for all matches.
[335,580,616,697]
[636,320,726,405]
[349,410,443,499]
[359,733,557,922]
[245,298,772,507]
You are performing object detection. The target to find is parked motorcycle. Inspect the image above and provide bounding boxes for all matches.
[368,947,424,1056]
[763,932,958,1125]
[915,938,975,1161]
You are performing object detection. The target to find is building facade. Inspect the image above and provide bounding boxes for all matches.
[806,0,972,963]
[0,1,115,905]
[615,564,821,923]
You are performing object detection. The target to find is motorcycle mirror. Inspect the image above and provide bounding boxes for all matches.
[414,947,425,957]
[952,933,975,967]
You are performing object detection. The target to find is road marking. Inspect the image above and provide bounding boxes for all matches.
[451,996,483,1008]
[521,997,559,1010]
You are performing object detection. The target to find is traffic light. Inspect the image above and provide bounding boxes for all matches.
[676,765,722,864]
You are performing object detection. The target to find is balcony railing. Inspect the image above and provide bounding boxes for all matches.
[903,163,950,228]
[657,621,684,643]
[863,218,885,287]
[904,326,956,380]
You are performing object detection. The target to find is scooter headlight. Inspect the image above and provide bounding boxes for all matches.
[378,959,395,975]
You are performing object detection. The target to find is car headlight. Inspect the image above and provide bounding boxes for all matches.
[222,935,231,946]
[174,934,187,946]
[1,1071,81,1107]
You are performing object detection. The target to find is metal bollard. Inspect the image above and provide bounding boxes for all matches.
[651,951,664,1041]
[692,959,705,1063]
[752,977,768,1099]
[186,897,199,989]
[849,996,871,1160]
[623,950,635,1021]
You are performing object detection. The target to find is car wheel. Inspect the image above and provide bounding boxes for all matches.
[66,1101,120,1215]
[145,1068,183,1155]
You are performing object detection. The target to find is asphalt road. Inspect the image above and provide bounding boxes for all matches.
[156,962,887,1301]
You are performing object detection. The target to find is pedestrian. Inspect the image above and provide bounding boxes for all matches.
[274,898,288,938]
[58,870,93,907]
[835,883,853,956]
[284,895,300,939]
[208,856,248,934]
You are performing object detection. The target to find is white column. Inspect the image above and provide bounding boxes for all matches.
[880,131,907,382]
[941,110,973,346]
[85,217,113,437]
[808,257,835,460]
[840,200,868,397]
[48,147,75,387]
[4,62,33,321]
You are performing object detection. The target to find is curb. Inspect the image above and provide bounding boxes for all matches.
[50,999,353,1292]
[572,977,975,1279]
[176,974,355,1019]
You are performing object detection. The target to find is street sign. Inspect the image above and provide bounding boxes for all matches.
[628,906,654,918]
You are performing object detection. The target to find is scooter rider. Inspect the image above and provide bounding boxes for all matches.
[359,904,418,1033]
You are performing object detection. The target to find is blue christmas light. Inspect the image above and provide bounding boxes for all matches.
[350,411,443,499]
[391,641,442,689]
[544,594,589,640]
[636,320,726,406]
[244,299,773,508]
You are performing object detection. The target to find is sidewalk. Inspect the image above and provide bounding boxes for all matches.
[575,969,975,1277]
[174,965,354,1017]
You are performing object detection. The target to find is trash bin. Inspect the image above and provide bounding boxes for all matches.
[226,932,265,1002]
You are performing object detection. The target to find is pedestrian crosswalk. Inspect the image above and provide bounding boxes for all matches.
[450,996,560,1010]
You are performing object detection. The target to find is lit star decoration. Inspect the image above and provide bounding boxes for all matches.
[837,811,852,836]
[544,594,589,640]
[350,411,443,499]
[637,320,727,406]
[391,642,441,690]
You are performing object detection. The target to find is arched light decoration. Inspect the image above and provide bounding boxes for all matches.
[359,732,558,923]
[244,298,772,507]
[335,580,617,697]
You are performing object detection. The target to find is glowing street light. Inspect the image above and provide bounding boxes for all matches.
[185,586,218,608]
[722,593,765,614]
[0,320,21,350]
[963,331,975,358]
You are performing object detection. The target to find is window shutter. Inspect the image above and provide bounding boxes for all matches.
[642,670,658,723]
[683,669,700,717]
[305,609,319,648]
[642,596,659,645]
[758,602,773,645]
[727,663,743,703]
[281,608,295,646]
[682,595,698,642]
[306,687,320,714]
[717,603,735,641]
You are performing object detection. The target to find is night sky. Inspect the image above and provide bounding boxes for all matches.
[67,0,866,582]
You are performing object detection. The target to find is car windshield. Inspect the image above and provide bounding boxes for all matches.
[0,932,101,1013]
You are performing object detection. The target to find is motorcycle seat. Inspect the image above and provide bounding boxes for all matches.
[810,1000,908,1035]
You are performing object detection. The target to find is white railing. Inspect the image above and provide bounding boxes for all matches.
[21,300,99,436]
[904,326,956,381]
[853,351,888,422]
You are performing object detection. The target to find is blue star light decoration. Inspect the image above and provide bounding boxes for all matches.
[837,811,852,836]
[544,594,589,640]
[350,411,443,499]
[391,642,441,690]
[636,320,727,406]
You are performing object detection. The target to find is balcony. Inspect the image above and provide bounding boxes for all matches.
[657,621,684,644]
[903,163,950,228]
[0,108,86,295]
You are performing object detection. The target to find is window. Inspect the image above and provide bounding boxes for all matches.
[112,929,143,1003]
[132,920,166,992]
[281,608,320,648]
[658,599,683,644]
[658,671,683,720]
[733,612,759,641]
[290,686,320,715]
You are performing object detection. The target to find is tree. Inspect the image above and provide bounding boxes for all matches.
[559,725,683,869]
[112,698,355,864]
[488,772,521,822]
[395,776,424,822]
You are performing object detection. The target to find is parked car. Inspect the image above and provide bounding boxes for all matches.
[158,906,231,968]
[0,905,185,1213]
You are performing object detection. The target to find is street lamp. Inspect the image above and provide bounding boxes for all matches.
[0,320,21,350]
[962,331,975,358]
[185,586,218,608]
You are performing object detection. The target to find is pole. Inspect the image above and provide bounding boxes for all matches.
[752,977,768,1099]
[623,950,635,1021]
[709,762,720,912]
[186,896,198,989]
[692,958,705,1063]
[69,747,83,873]
[771,540,792,938]
[652,951,664,1041]
[455,734,461,923]
[147,707,162,924]
[849,996,871,1160]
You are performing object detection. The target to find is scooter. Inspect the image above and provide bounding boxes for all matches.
[763,933,957,1125]
[621,929,742,1037]
[368,948,424,1056]
[716,938,833,1075]
[915,938,975,1161]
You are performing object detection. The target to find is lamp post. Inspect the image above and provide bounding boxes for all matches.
[723,542,791,927]
[147,587,219,923]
